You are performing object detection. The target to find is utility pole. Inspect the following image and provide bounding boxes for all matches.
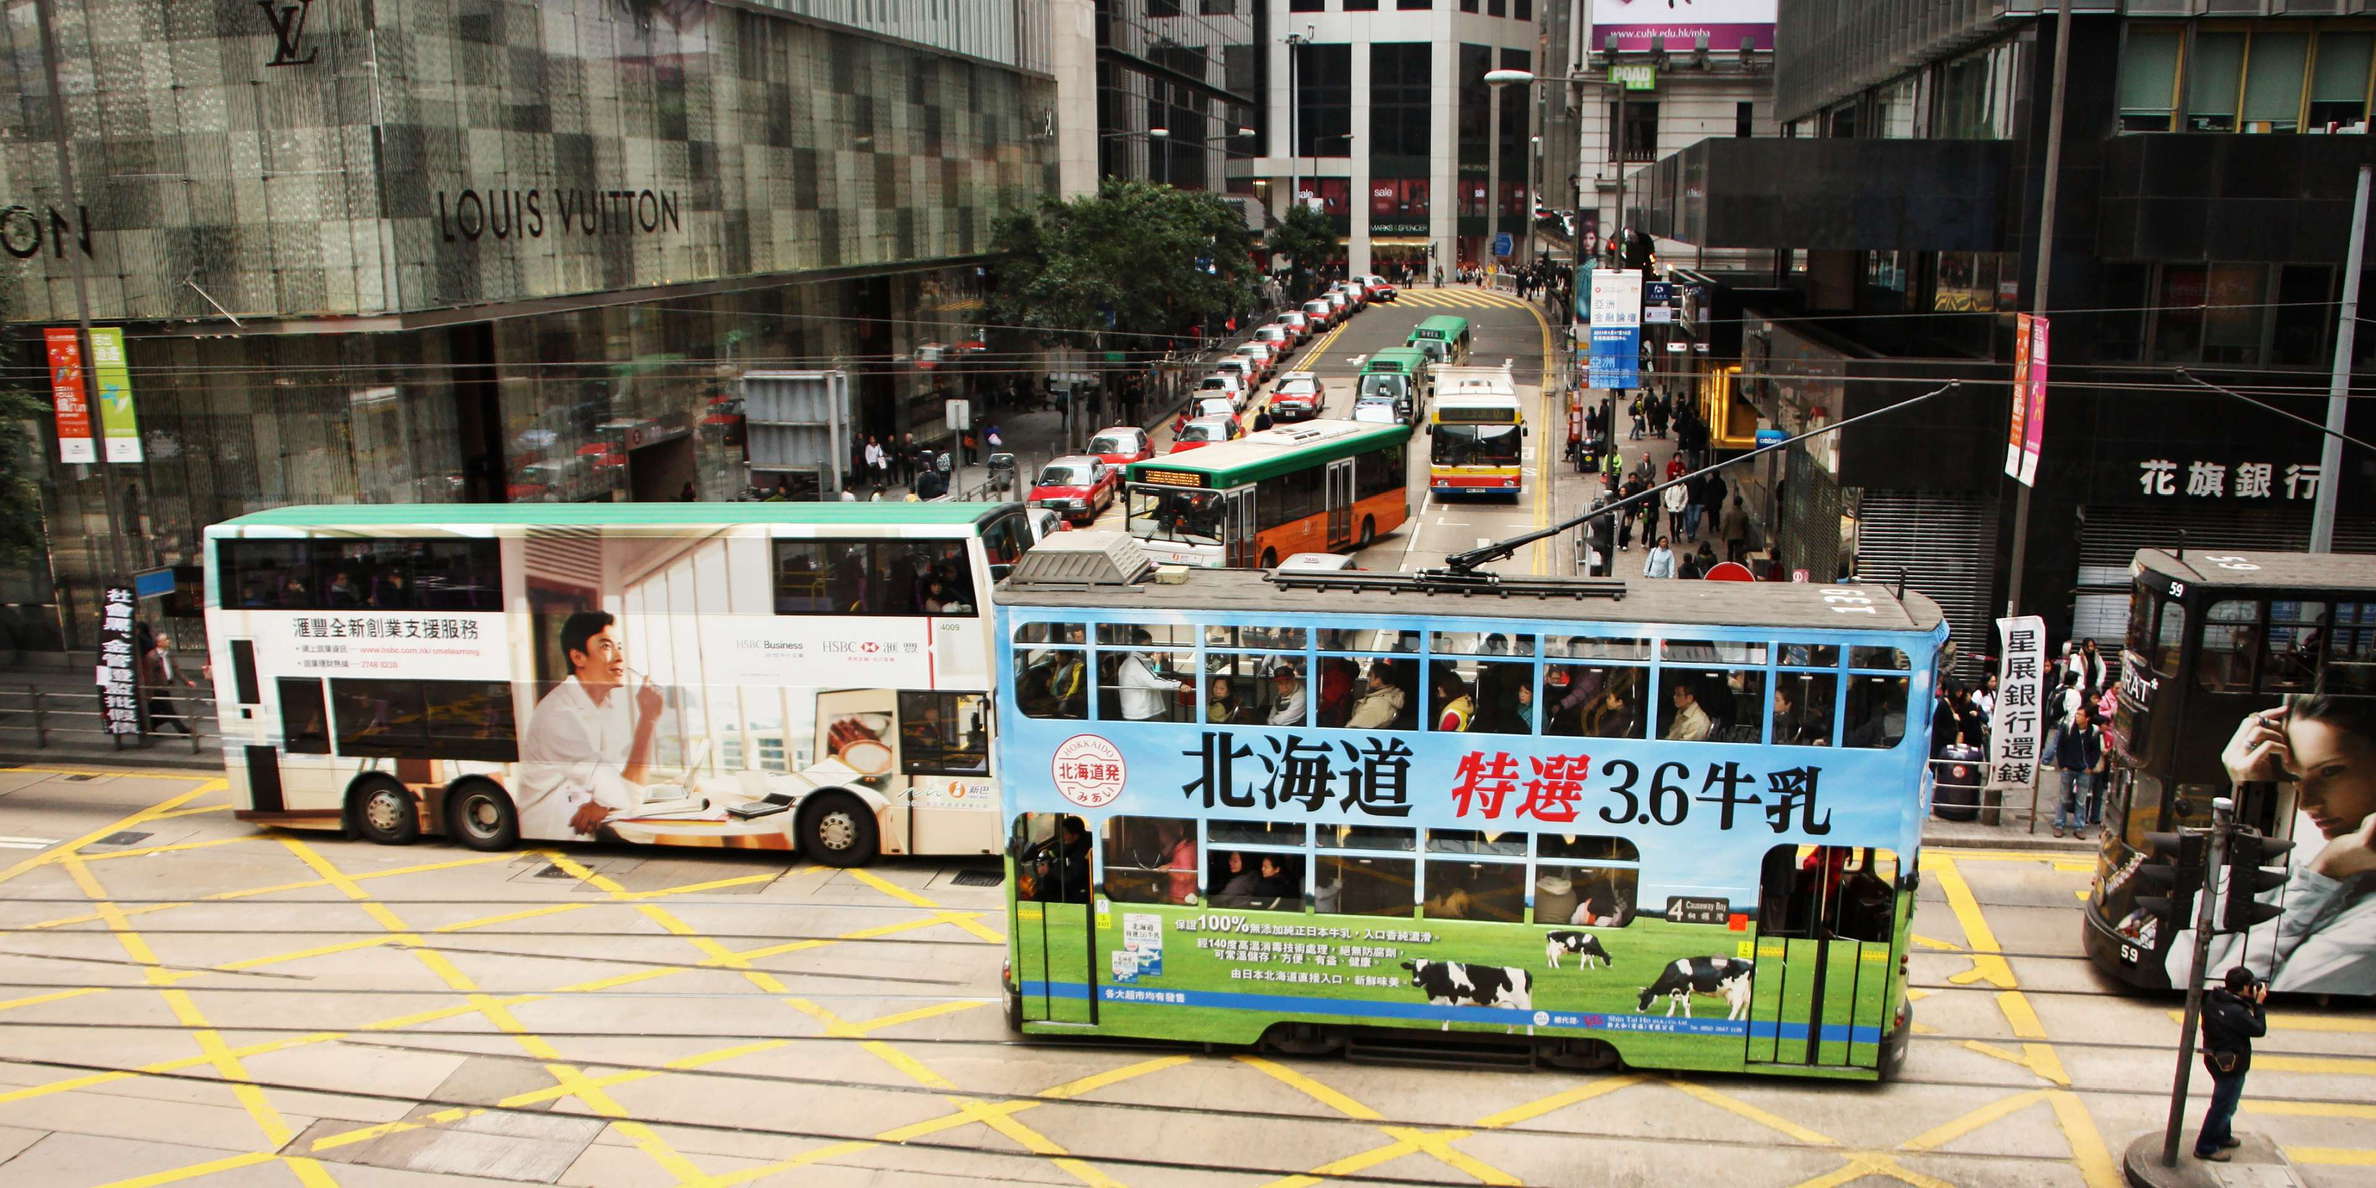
[2310,162,2370,553]
[1285,31,1306,227]
[2159,798,2233,1169]
[2004,0,2072,617]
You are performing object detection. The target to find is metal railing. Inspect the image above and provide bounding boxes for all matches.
[0,684,215,754]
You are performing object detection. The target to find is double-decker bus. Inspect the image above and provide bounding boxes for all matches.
[1124,420,1411,569]
[1406,314,1472,365]
[202,503,1037,865]
[2085,549,2376,996]
[1000,535,1945,1078]
[1427,364,1526,498]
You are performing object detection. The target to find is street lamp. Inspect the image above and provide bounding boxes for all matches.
[1487,66,1627,269]
[1100,127,1169,185]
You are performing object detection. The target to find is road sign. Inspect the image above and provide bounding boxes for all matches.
[1587,269,1643,390]
[1610,63,1657,91]
[945,398,971,432]
[1703,562,1755,582]
[1492,232,1514,258]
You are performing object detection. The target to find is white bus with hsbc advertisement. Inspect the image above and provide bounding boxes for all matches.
[202,502,1035,866]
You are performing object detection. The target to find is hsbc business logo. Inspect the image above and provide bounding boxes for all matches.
[259,0,320,68]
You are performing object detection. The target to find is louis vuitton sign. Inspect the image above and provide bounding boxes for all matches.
[436,187,685,243]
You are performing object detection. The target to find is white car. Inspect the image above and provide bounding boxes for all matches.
[1251,323,1291,351]
[1328,282,1366,311]
[1212,356,1257,394]
[1234,341,1278,382]
[1277,310,1312,341]
[1319,291,1351,319]
[1195,372,1247,409]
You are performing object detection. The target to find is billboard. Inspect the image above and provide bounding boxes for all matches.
[1592,0,1775,54]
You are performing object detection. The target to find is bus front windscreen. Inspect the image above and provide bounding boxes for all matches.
[1433,423,1520,467]
[1130,486,1225,544]
[1359,374,1407,401]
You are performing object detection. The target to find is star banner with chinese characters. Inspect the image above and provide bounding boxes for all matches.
[1986,615,2047,792]
[2005,313,2047,486]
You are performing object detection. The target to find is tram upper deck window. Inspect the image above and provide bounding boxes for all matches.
[1772,672,1838,746]
[2201,600,2260,691]
[1842,673,1909,749]
[2327,602,2376,694]
[1097,623,1193,723]
[1553,635,1650,661]
[1015,621,1088,719]
[2151,597,2189,677]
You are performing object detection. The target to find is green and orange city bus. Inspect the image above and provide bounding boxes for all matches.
[1125,420,1411,569]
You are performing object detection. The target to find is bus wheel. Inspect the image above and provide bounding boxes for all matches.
[1260,548,1279,569]
[1536,1036,1620,1071]
[1258,1022,1341,1057]
[446,781,519,852]
[798,792,878,867]
[349,775,419,846]
[1358,516,1376,548]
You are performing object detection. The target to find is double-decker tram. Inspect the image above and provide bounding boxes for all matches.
[1000,534,1946,1078]
[2085,549,2376,996]
[203,503,1034,865]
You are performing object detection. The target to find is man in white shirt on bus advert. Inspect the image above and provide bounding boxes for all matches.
[519,611,665,839]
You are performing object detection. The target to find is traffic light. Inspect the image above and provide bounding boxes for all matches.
[2134,830,2208,937]
[2218,828,2295,932]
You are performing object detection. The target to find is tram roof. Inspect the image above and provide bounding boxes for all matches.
[209,502,1019,531]
[1000,560,1945,635]
[2136,548,2376,592]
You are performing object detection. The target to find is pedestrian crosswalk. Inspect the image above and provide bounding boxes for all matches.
[1391,288,1541,310]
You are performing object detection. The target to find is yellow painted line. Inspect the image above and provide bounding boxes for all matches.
[1959,1039,2037,1071]
[0,765,215,780]
[1390,1125,1522,1186]
[2053,860,2095,872]
[1910,934,1963,952]
[1927,855,2016,989]
[2049,1089,2122,1187]
[1925,847,2074,863]
[855,997,990,1034]
[1470,1075,1640,1129]
[2288,1147,2376,1165]
[1667,1078,1836,1146]
[144,802,233,821]
[0,778,222,889]
[846,867,1003,942]
[1997,990,2072,1086]
[2257,1053,2376,1075]
[2167,1008,2376,1034]
[2247,1100,2376,1119]
[0,985,106,1011]
[1237,1054,1384,1120]
[1899,1089,2049,1152]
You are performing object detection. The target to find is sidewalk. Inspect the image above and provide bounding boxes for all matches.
[0,664,216,772]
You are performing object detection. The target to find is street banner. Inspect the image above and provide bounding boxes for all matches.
[1987,616,2047,791]
[1588,269,1642,390]
[44,327,95,463]
[2006,312,2048,486]
[97,585,141,736]
[88,326,143,463]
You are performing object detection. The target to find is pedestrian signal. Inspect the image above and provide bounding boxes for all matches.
[2134,830,2208,934]
[2218,829,2294,933]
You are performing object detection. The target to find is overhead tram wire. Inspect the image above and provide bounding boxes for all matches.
[1437,380,1963,575]
[2177,368,2376,456]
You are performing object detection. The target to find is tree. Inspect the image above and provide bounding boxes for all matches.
[1265,203,1336,301]
[987,179,1264,349]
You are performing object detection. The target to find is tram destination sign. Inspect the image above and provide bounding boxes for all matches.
[1665,896,1731,926]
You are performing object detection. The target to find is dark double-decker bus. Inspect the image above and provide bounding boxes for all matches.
[2086,549,2376,996]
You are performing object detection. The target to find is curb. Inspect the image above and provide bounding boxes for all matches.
[0,747,218,775]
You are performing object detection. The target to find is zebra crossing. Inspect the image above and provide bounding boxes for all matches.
[1390,287,1541,310]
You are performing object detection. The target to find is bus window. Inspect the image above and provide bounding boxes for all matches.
[1316,854,1415,916]
[1841,675,1908,749]
[2328,602,2376,694]
[1321,823,1417,851]
[277,677,331,755]
[1206,653,1305,726]
[1423,860,1525,922]
[1576,667,1647,739]
[1772,673,1838,746]
[879,539,977,614]
[1469,661,1535,734]
[1013,813,1092,904]
[1426,828,1526,855]
[2265,601,2325,689]
[897,691,988,774]
[1759,845,1898,942]
[2151,597,2192,678]
[1207,849,1304,910]
[1848,645,1908,670]
[1778,642,1840,668]
[1663,667,1767,743]
[1427,662,1478,732]
[1337,656,1419,731]
[1544,664,1616,737]
[2201,601,2260,691]
[1096,625,1192,723]
[1554,634,1650,661]
[1433,631,1536,656]
[1017,623,1088,720]
[1535,864,1637,927]
[980,511,1030,571]
[1663,639,1770,666]
[1102,816,1198,905]
[1131,487,1225,545]
[773,542,833,612]
[1204,625,1306,650]
[330,678,517,762]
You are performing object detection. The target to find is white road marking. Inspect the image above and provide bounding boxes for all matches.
[0,836,57,850]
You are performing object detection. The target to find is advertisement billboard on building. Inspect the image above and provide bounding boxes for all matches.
[1592,0,1775,54]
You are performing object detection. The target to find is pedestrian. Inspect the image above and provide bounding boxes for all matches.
[1643,536,1676,579]
[2048,704,2103,839]
[1629,396,1645,440]
[1704,469,1728,537]
[1665,453,1686,484]
[677,481,698,502]
[1252,406,1273,432]
[986,424,1004,451]
[863,437,887,488]
[839,482,858,502]
[2194,967,2267,1163]
[1661,480,1689,542]
[869,484,885,502]
[899,432,919,485]
[1722,495,1750,562]
[142,632,195,739]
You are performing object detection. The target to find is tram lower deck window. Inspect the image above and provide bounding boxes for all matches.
[1317,855,1415,917]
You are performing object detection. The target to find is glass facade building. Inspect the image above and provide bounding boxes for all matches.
[0,0,1058,648]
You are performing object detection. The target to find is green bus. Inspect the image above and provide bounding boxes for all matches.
[1355,348,1433,425]
[1125,420,1413,568]
[1406,315,1472,365]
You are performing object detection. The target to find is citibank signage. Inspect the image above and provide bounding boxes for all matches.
[435,187,685,243]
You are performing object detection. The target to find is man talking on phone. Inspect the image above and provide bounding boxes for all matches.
[2195,966,2268,1163]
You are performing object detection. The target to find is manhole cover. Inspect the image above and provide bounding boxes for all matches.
[949,868,1003,887]
[534,864,577,879]
[95,832,152,847]
[66,774,102,782]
